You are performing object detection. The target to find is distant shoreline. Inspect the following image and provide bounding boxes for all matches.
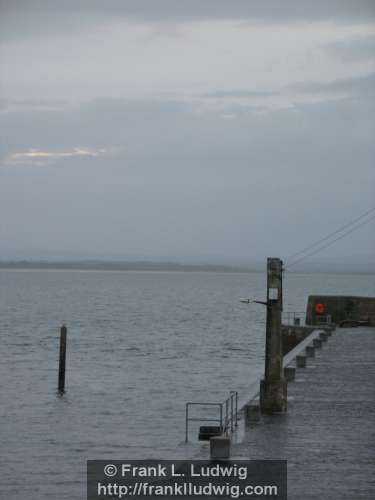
[0,260,256,273]
[0,260,373,275]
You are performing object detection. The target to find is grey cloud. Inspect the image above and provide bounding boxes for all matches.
[3,0,375,21]
[195,72,375,110]
[1,94,374,187]
[1,72,374,165]
[290,71,375,96]
[325,35,375,62]
[1,0,375,41]
[1,2,373,263]
[0,98,69,113]
[204,90,278,99]
[0,93,373,261]
[4,147,110,166]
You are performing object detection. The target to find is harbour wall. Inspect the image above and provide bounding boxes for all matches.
[306,295,375,326]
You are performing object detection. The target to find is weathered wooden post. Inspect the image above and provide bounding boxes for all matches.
[260,258,287,413]
[58,324,67,394]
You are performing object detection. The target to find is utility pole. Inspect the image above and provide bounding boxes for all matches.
[260,258,287,413]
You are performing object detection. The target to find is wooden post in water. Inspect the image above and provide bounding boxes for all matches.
[260,258,287,413]
[58,324,67,394]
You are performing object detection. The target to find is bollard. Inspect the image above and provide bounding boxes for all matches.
[306,345,315,358]
[313,338,322,349]
[244,404,261,424]
[58,324,67,394]
[319,332,328,342]
[284,366,296,382]
[296,355,306,368]
[210,435,231,459]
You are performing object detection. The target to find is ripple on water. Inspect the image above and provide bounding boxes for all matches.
[0,270,373,499]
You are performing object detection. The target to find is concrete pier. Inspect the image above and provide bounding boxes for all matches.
[233,327,375,500]
[244,403,261,424]
[313,338,322,348]
[284,366,296,381]
[305,345,315,357]
[282,324,332,354]
[210,435,231,459]
[296,355,306,368]
[306,295,375,326]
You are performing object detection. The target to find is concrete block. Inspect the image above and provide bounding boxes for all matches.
[313,338,322,348]
[296,355,306,368]
[260,378,287,414]
[306,345,315,357]
[319,332,328,342]
[244,403,261,424]
[284,366,296,381]
[210,435,231,460]
[198,426,222,441]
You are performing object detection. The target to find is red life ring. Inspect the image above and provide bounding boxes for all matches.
[315,303,325,315]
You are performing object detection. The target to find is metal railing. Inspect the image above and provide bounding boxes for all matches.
[282,311,306,326]
[185,391,238,442]
[315,314,332,325]
[226,391,238,435]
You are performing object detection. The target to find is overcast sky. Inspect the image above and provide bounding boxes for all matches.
[0,1,374,267]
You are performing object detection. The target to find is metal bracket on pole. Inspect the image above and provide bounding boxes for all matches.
[240,299,268,306]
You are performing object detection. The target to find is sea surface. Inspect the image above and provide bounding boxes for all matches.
[0,269,374,499]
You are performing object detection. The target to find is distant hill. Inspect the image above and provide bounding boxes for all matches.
[0,259,373,274]
[0,260,256,273]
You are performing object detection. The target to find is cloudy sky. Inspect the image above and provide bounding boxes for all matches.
[0,1,374,267]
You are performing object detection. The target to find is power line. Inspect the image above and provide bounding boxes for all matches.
[285,212,375,270]
[286,206,375,262]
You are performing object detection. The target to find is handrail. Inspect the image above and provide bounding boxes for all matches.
[315,314,332,325]
[223,391,238,435]
[185,391,238,442]
[282,311,306,325]
[185,402,223,443]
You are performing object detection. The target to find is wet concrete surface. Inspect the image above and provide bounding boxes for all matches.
[233,327,375,500]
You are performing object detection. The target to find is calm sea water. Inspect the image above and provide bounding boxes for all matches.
[0,269,374,499]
